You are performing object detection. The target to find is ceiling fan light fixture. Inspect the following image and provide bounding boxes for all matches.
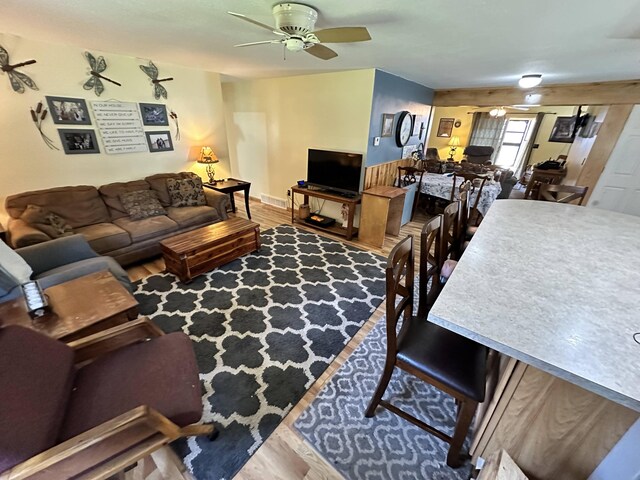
[519,74,543,89]
[285,38,306,52]
[489,108,506,117]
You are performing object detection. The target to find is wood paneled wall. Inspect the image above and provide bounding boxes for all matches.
[433,80,640,107]
[363,158,413,190]
[472,363,639,480]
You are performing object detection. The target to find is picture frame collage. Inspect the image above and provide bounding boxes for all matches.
[45,96,174,154]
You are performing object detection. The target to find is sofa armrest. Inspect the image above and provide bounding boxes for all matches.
[6,218,50,248]
[204,189,230,220]
[16,234,98,275]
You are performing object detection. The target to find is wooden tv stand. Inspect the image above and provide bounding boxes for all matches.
[290,185,361,240]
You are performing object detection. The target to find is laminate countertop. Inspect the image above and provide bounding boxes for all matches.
[428,200,640,412]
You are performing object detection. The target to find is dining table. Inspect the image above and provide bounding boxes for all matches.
[428,200,640,479]
[419,173,502,216]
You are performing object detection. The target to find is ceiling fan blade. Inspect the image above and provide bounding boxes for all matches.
[234,40,282,47]
[227,12,284,35]
[313,27,371,43]
[305,44,338,60]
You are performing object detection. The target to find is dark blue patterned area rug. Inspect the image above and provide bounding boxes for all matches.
[294,310,473,480]
[134,225,386,480]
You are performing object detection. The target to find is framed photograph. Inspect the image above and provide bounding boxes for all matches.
[58,129,100,154]
[139,103,169,126]
[145,131,173,152]
[437,117,454,137]
[46,96,91,125]
[412,115,421,136]
[381,113,394,137]
[549,116,576,143]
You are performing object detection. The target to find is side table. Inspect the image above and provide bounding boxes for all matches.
[0,270,138,342]
[204,178,252,219]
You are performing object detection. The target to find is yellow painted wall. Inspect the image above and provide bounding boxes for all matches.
[527,106,577,165]
[222,70,375,217]
[0,33,229,223]
[426,106,474,161]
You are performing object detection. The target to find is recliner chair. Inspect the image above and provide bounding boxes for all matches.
[463,146,494,164]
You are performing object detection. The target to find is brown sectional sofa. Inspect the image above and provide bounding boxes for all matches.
[5,172,230,265]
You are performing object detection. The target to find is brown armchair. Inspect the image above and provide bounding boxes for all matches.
[0,319,216,479]
[463,145,494,164]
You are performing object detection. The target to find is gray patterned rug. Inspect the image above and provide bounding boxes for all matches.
[294,313,473,480]
[134,225,386,480]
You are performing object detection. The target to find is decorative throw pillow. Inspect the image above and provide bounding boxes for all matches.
[167,177,206,208]
[119,190,167,220]
[20,204,74,238]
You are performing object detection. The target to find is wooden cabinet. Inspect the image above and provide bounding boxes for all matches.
[472,360,639,480]
[358,186,406,248]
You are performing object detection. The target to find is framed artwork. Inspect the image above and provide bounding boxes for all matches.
[58,129,100,154]
[437,117,454,137]
[549,116,576,143]
[46,96,91,125]
[412,115,421,136]
[381,113,394,137]
[145,130,173,152]
[139,102,169,126]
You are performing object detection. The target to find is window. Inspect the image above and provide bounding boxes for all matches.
[495,119,531,168]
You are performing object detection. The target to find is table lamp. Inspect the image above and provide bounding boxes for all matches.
[198,146,219,184]
[447,136,461,161]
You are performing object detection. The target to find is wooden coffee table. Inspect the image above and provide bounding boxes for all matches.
[161,217,260,283]
[0,270,139,342]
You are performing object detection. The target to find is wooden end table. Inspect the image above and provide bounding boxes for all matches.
[161,217,260,283]
[0,270,139,342]
[204,178,252,219]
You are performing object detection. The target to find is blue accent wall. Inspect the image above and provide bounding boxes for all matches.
[366,70,435,166]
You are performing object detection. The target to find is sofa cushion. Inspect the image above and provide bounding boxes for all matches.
[145,172,201,207]
[20,204,74,239]
[74,222,132,253]
[0,326,75,472]
[5,185,110,228]
[59,332,202,441]
[98,180,152,220]
[167,177,206,207]
[166,206,220,229]
[113,215,178,243]
[119,190,167,221]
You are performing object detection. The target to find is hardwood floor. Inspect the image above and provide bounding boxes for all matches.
[124,194,433,480]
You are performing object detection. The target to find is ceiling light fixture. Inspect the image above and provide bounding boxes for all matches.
[519,74,543,89]
[489,108,506,117]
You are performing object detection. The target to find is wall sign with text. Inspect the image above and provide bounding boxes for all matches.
[91,101,148,154]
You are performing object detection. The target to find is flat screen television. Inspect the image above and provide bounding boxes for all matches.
[307,149,363,195]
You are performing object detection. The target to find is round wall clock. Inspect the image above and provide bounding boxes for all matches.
[395,111,412,147]
[454,119,462,128]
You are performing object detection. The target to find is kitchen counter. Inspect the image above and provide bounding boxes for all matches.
[428,199,640,412]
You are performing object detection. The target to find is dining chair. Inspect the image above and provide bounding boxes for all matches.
[457,181,472,256]
[397,166,425,220]
[538,184,589,205]
[453,172,487,227]
[365,235,488,468]
[442,201,459,261]
[417,215,443,319]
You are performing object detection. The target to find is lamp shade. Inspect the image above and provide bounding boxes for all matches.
[198,146,219,164]
[448,136,461,147]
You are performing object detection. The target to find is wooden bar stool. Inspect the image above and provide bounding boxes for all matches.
[365,235,488,468]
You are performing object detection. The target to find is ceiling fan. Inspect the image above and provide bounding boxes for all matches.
[471,106,530,117]
[228,3,371,60]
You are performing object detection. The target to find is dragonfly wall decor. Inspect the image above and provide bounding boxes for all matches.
[0,45,38,93]
[140,61,173,99]
[83,51,121,96]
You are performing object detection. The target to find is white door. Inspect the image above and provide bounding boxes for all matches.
[589,105,640,216]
